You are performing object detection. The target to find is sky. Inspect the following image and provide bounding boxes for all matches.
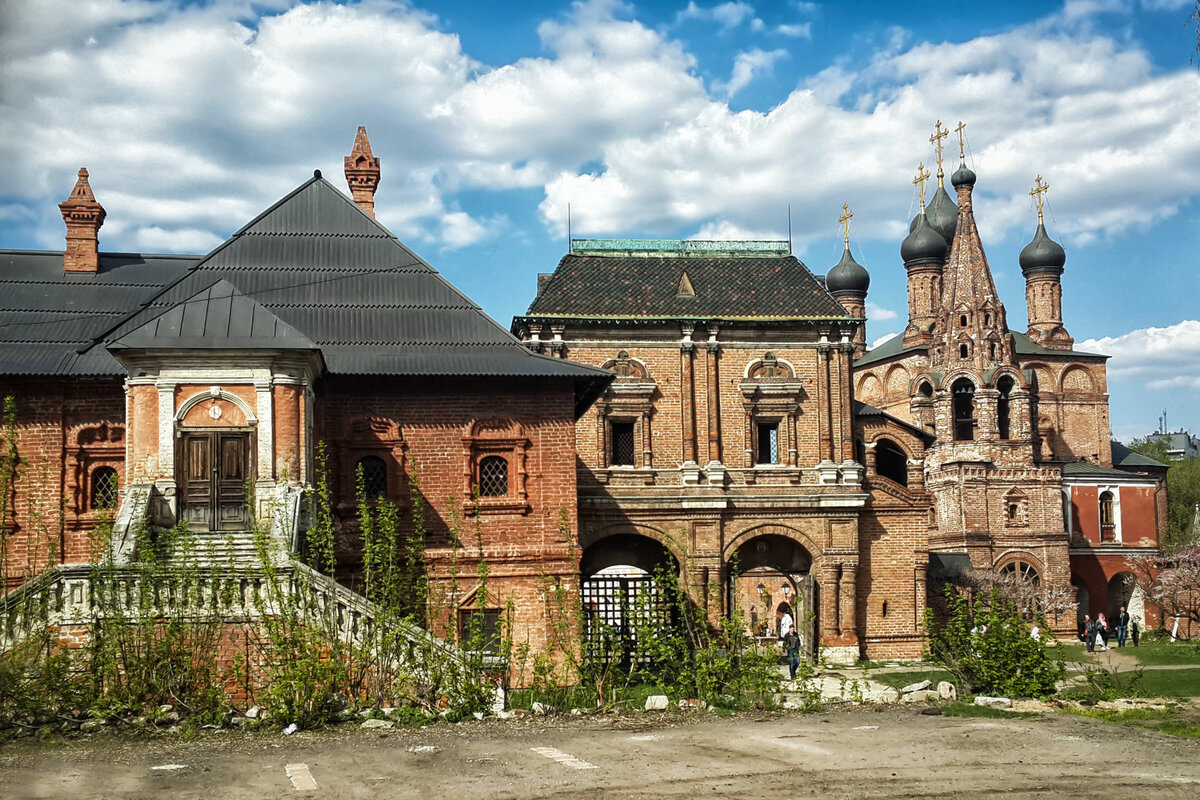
[0,0,1198,443]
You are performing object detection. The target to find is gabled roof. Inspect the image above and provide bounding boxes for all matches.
[110,280,317,351]
[853,400,935,442]
[1111,441,1168,469]
[518,249,851,321]
[1062,460,1156,481]
[3,175,612,414]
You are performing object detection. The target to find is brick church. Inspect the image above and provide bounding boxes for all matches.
[1,124,1165,667]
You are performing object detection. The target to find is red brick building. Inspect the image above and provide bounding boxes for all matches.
[513,134,1165,659]
[0,130,611,664]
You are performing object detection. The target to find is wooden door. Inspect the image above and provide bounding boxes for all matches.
[179,431,250,531]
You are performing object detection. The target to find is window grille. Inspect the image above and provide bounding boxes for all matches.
[356,456,388,499]
[458,609,503,654]
[611,422,636,466]
[756,422,779,464]
[478,456,508,497]
[91,467,118,510]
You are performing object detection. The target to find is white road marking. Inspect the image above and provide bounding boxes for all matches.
[285,763,318,791]
[852,725,878,730]
[530,746,599,770]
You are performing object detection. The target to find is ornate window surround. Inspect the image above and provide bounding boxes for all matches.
[595,351,656,474]
[67,423,125,517]
[338,417,407,509]
[462,419,530,514]
[739,353,803,476]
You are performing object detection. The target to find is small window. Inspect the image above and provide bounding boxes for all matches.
[1099,491,1115,531]
[458,609,503,654]
[356,456,388,499]
[875,438,908,486]
[91,466,118,510]
[989,342,996,359]
[985,313,991,326]
[478,456,509,497]
[756,422,779,464]
[997,376,1013,439]
[1007,503,1018,521]
[611,421,636,466]
[960,314,968,327]
[919,382,933,399]
[959,343,969,358]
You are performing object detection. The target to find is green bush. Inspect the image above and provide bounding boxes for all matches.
[925,587,1062,698]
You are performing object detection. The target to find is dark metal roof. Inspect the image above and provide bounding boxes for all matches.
[852,400,935,442]
[111,280,318,350]
[0,250,197,375]
[1062,460,1155,480]
[520,251,851,320]
[1,176,612,415]
[1111,441,1168,469]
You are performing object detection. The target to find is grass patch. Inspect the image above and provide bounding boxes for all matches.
[1051,642,1089,662]
[870,669,954,691]
[941,701,1038,719]
[1128,641,1200,667]
[1135,668,1200,697]
[1067,706,1200,739]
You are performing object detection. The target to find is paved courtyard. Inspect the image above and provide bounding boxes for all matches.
[3,706,1200,799]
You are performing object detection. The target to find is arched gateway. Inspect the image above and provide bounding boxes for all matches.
[727,532,818,658]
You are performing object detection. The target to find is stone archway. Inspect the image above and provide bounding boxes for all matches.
[727,532,817,657]
[580,532,679,671]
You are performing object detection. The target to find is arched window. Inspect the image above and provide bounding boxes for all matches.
[959,342,969,358]
[919,382,933,399]
[997,376,1014,440]
[356,456,388,499]
[875,438,908,487]
[90,466,118,510]
[478,456,509,497]
[952,378,976,441]
[1099,491,1115,541]
[999,560,1043,619]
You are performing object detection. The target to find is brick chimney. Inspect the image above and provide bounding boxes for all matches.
[344,126,381,217]
[58,168,106,273]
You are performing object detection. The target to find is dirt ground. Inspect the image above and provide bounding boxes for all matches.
[3,707,1200,799]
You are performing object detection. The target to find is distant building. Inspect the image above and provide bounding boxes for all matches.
[1144,430,1200,460]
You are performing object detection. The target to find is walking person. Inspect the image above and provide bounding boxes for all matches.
[1116,606,1130,647]
[782,624,802,681]
[1131,616,1141,647]
[1081,614,1095,653]
[1096,612,1109,651]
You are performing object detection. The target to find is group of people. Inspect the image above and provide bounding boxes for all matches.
[1080,607,1139,652]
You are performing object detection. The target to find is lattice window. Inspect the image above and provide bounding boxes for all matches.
[611,422,636,466]
[356,456,387,499]
[458,609,503,654]
[91,466,118,510]
[478,456,509,497]
[756,422,779,464]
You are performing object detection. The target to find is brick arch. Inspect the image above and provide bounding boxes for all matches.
[988,366,1028,390]
[940,368,984,390]
[744,353,797,379]
[863,430,921,461]
[856,373,883,405]
[579,522,686,570]
[176,387,256,425]
[1024,362,1056,393]
[993,549,1046,576]
[465,418,526,439]
[1060,365,1097,394]
[883,364,911,399]
[723,523,823,565]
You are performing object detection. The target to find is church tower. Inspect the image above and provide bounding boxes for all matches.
[901,122,956,350]
[1020,176,1073,350]
[826,204,870,358]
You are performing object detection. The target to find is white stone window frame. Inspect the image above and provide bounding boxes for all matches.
[1097,484,1121,543]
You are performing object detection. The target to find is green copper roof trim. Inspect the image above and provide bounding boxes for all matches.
[569,238,791,257]
[515,313,858,324]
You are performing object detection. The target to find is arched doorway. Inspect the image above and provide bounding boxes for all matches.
[1107,571,1141,621]
[580,533,678,671]
[1071,574,1090,631]
[728,534,816,657]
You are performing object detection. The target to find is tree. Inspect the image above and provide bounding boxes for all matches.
[1128,549,1200,635]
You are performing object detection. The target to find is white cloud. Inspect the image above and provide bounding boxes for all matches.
[676,2,757,30]
[865,301,899,322]
[1079,321,1200,390]
[717,48,788,97]
[777,23,812,39]
[437,211,507,250]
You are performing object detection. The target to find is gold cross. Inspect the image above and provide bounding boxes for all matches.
[913,163,931,208]
[1029,174,1049,223]
[955,121,967,160]
[838,203,854,245]
[930,120,948,181]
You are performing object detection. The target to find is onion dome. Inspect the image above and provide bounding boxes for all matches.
[901,211,947,264]
[908,186,957,247]
[826,246,870,294]
[951,162,976,187]
[1019,222,1066,274]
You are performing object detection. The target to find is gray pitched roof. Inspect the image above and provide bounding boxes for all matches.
[518,250,851,321]
[1111,441,1168,469]
[852,400,935,442]
[2,175,612,414]
[0,250,197,375]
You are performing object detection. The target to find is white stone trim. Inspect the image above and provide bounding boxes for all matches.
[175,386,259,425]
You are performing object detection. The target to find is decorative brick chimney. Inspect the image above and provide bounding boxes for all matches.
[58,168,106,273]
[344,126,381,218]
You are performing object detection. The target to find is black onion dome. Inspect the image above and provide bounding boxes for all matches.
[901,212,948,264]
[951,162,976,187]
[826,246,870,294]
[925,185,958,243]
[1019,222,1066,274]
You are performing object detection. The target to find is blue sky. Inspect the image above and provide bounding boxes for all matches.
[1,0,1198,442]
